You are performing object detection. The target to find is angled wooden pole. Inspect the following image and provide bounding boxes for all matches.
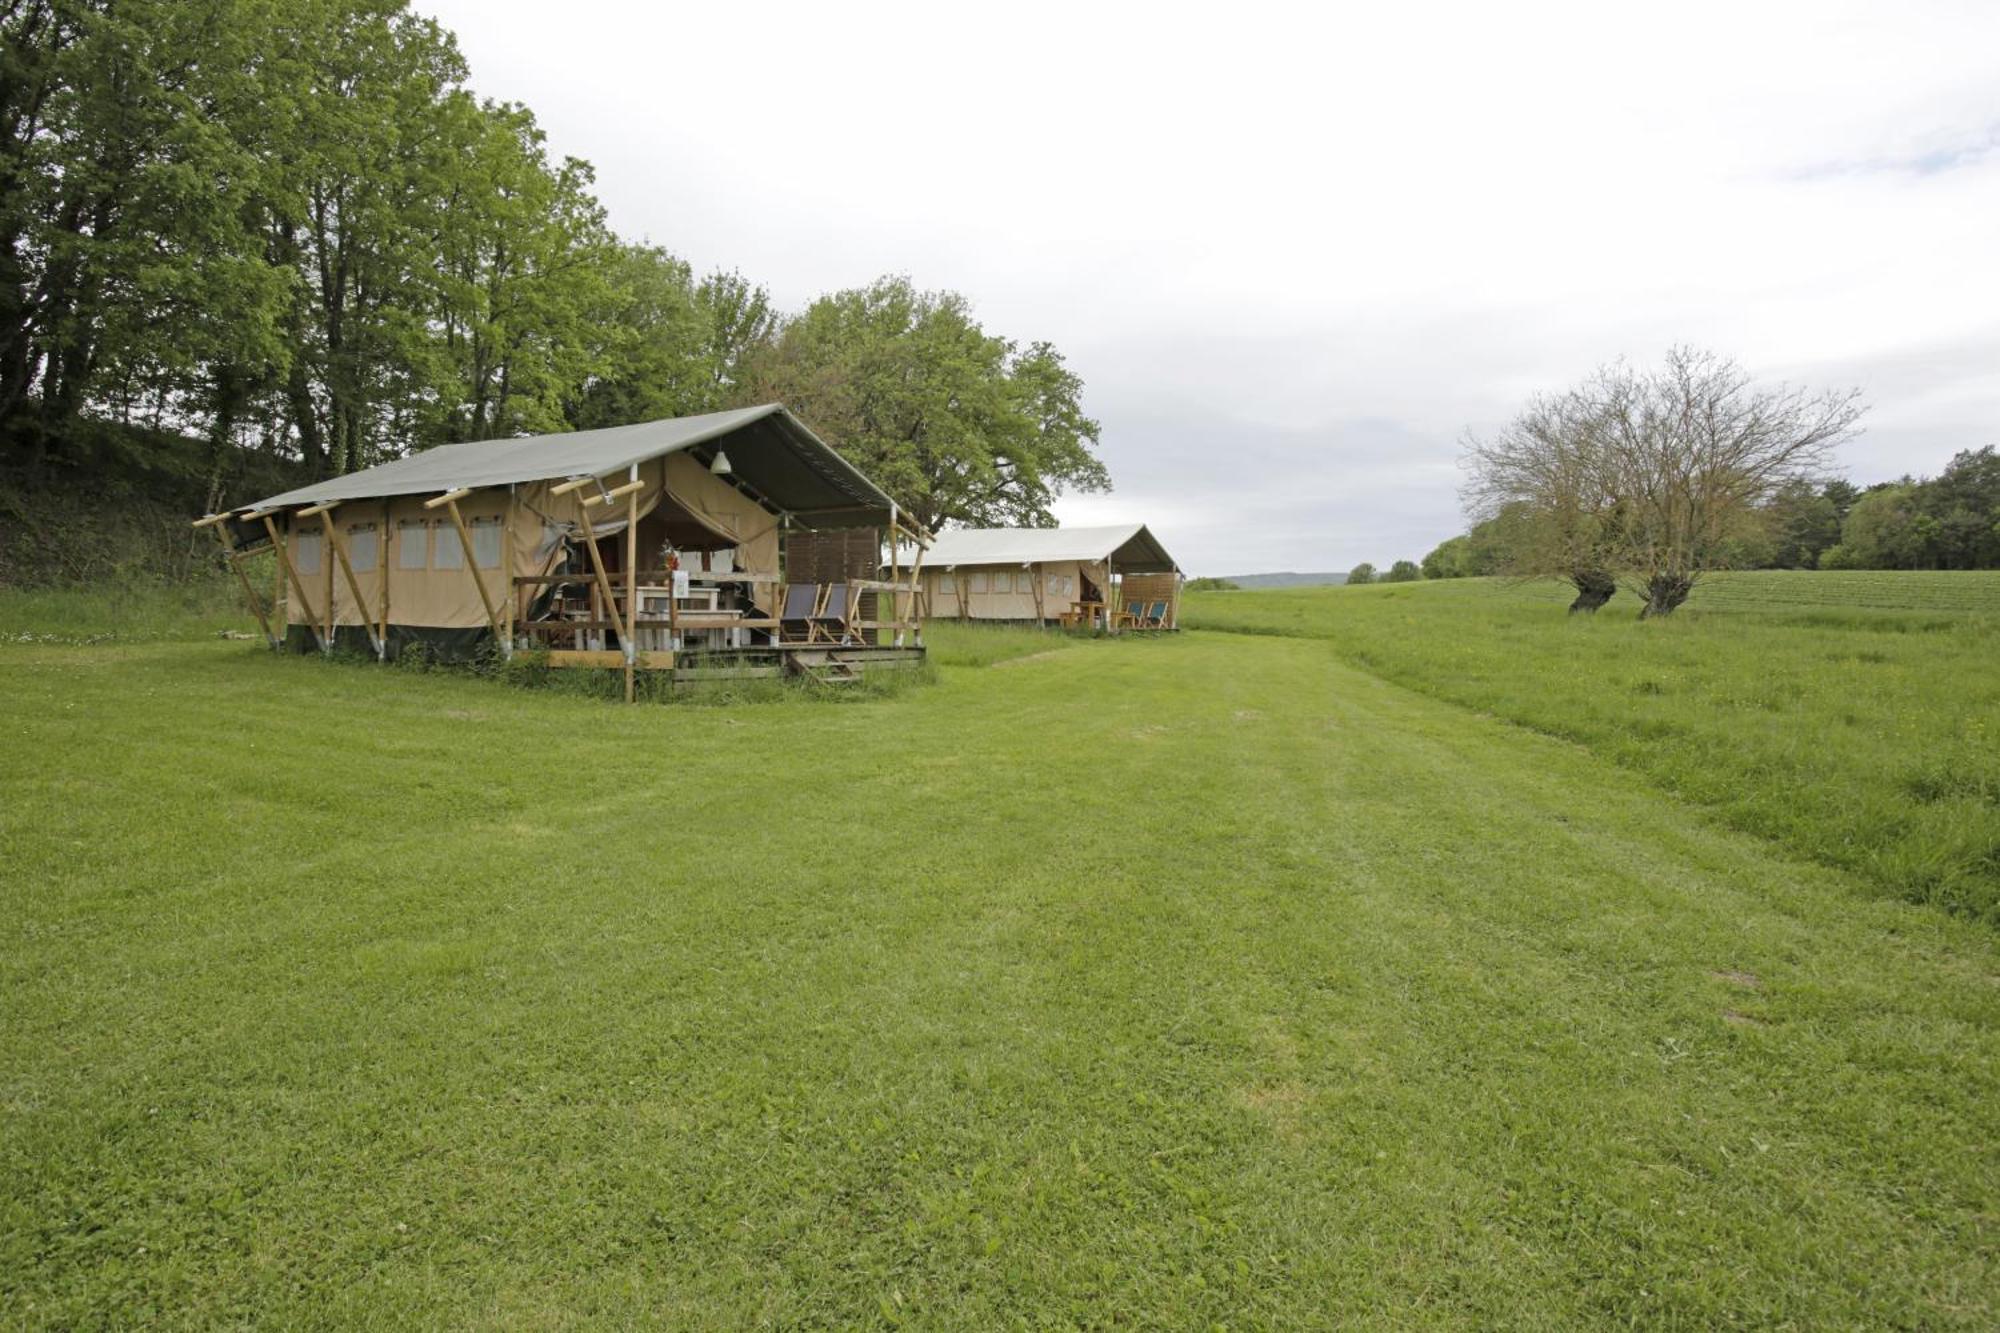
[569,491,624,661]
[300,501,383,659]
[425,489,504,650]
[379,499,392,654]
[193,513,278,649]
[624,466,639,702]
[260,513,325,653]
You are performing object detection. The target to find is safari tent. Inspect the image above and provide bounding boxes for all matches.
[194,405,932,698]
[920,524,1182,629]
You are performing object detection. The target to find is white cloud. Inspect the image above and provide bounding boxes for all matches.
[420,0,2000,572]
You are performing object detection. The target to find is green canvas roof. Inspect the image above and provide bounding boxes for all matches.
[242,405,895,528]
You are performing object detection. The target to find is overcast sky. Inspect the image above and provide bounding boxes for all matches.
[422,0,2000,574]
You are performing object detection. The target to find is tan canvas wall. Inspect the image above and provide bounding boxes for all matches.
[284,452,696,628]
[928,560,1091,620]
[658,452,780,575]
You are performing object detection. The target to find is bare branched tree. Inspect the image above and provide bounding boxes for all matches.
[1461,387,1624,612]
[1464,348,1865,617]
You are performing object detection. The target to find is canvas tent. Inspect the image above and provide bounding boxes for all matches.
[918,524,1183,628]
[195,405,931,697]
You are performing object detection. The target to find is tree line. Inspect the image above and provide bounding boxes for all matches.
[1410,348,1997,613]
[0,0,1106,533]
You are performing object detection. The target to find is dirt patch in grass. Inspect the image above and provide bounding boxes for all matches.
[1237,1082,1311,1142]
[992,648,1078,669]
[1711,969,1761,988]
[1722,1010,1768,1027]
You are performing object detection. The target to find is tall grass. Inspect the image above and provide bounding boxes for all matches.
[1185,575,2000,920]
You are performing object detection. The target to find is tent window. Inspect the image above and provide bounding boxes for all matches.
[1051,574,1073,596]
[397,520,428,570]
[292,529,321,576]
[969,572,988,593]
[469,516,503,569]
[434,523,464,570]
[347,523,378,574]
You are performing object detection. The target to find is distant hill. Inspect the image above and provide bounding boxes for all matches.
[1214,571,1348,588]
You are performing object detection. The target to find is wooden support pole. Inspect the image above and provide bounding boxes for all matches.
[315,505,385,659]
[438,494,504,650]
[194,515,279,649]
[502,489,516,652]
[623,465,639,703]
[322,509,335,651]
[380,499,392,654]
[569,491,625,662]
[262,514,325,653]
[581,478,645,506]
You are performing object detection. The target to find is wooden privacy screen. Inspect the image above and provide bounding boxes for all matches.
[785,528,883,644]
[1120,572,1182,628]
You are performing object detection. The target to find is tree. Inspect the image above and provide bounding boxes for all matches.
[736,275,1106,532]
[570,254,775,429]
[1764,479,1843,569]
[1465,347,1864,617]
[1421,535,1472,579]
[1385,559,1421,582]
[1461,388,1626,612]
[1346,562,1376,585]
[1185,576,1239,591]
[1837,483,1930,569]
[1922,446,2000,570]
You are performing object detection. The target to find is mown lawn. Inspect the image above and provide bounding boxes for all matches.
[1185,573,2000,921]
[1,611,1996,1326]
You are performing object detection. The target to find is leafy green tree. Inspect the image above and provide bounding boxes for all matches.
[1764,478,1843,568]
[1837,484,1930,569]
[570,254,775,429]
[426,97,618,444]
[1346,562,1377,585]
[738,275,1106,532]
[0,0,285,462]
[1184,576,1240,591]
[1922,447,2000,570]
[1421,535,1473,578]
[1385,559,1421,582]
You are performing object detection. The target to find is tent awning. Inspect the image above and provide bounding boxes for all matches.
[241,405,895,529]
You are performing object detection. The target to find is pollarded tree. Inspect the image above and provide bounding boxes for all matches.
[1462,390,1625,612]
[1596,348,1863,615]
[1466,348,1864,616]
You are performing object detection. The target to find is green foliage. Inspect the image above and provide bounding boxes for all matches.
[1184,573,2000,919]
[1384,559,1421,583]
[1184,576,1241,591]
[1764,478,1844,568]
[4,607,1998,1324]
[0,3,1103,538]
[1346,561,1377,585]
[738,275,1108,531]
[1420,535,1472,579]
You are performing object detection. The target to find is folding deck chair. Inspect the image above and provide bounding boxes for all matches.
[815,582,856,644]
[779,582,823,643]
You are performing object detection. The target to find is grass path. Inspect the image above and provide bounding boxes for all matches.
[2,631,1995,1325]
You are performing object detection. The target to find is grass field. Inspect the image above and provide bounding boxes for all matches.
[1185,572,2000,922]
[2,584,1997,1325]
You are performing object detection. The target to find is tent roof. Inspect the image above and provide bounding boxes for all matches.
[921,524,1180,574]
[241,404,895,528]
